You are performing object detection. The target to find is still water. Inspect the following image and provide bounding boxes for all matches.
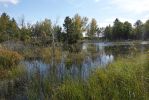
[1,41,149,99]
[23,41,149,79]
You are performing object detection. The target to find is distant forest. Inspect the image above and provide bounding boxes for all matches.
[0,12,149,44]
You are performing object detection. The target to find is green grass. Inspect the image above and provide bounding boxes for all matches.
[86,54,149,100]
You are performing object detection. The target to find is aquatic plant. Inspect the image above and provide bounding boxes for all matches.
[40,47,62,63]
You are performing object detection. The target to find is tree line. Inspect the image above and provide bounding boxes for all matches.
[0,12,98,44]
[0,12,149,44]
[104,18,149,40]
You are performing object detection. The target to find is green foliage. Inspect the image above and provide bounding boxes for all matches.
[144,20,149,39]
[133,20,144,40]
[0,13,19,42]
[54,25,62,42]
[112,18,125,40]
[123,21,133,39]
[0,13,10,33]
[72,14,88,40]
[1,12,149,43]
[103,19,148,41]
[63,14,88,44]
[104,25,112,40]
[63,16,74,44]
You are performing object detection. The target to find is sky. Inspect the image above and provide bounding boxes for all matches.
[0,0,149,27]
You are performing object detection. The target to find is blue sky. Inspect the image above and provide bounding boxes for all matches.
[0,0,149,27]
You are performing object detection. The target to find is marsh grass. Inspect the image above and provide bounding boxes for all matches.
[40,47,87,66]
[21,47,41,59]
[35,53,149,100]
[40,47,62,63]
[17,46,149,100]
[0,64,27,80]
[53,80,85,100]
[0,49,23,69]
[65,51,86,66]
[86,54,149,100]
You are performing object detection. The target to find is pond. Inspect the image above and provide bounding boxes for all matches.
[23,41,149,79]
[1,41,149,99]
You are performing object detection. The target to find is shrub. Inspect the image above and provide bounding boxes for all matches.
[0,49,23,69]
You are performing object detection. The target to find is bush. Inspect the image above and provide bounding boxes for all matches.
[0,49,23,69]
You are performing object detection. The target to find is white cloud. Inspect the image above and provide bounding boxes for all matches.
[0,0,19,5]
[111,0,149,14]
